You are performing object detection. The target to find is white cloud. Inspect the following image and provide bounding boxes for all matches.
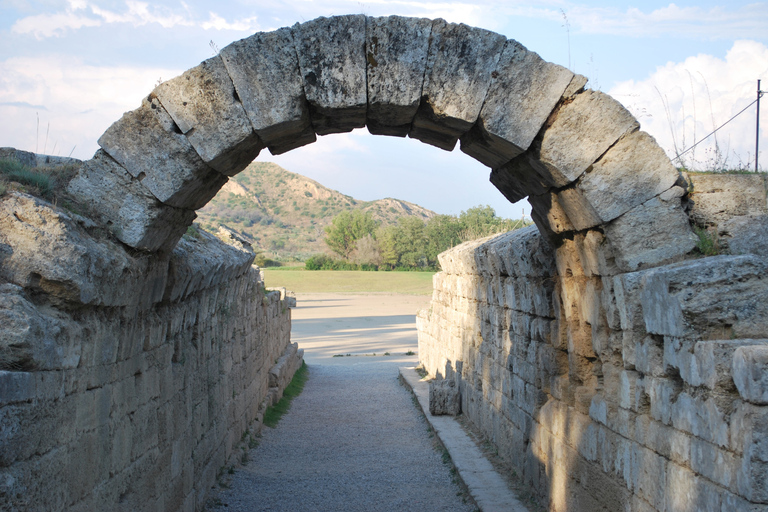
[609,40,768,170]
[505,2,768,40]
[0,56,183,159]
[11,0,261,39]
[11,10,102,39]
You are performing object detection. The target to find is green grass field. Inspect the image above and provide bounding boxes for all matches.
[262,269,435,295]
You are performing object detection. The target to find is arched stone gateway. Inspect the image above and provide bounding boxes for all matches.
[3,14,767,512]
[67,14,695,271]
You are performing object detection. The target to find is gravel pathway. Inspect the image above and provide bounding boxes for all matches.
[207,294,477,512]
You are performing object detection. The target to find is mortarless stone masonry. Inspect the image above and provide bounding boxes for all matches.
[3,13,768,512]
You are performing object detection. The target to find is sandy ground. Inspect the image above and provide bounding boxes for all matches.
[290,293,433,364]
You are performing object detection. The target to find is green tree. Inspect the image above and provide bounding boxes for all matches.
[324,211,378,258]
[424,214,463,265]
[376,225,400,268]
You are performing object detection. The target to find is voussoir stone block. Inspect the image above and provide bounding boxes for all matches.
[154,55,262,176]
[293,15,367,135]
[460,40,573,168]
[529,89,640,188]
[66,150,196,252]
[219,27,316,155]
[529,190,576,236]
[365,15,432,136]
[98,96,227,210]
[577,130,680,223]
[733,345,768,405]
[604,189,696,271]
[490,157,551,204]
[410,19,507,151]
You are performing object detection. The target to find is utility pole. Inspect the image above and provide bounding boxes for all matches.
[758,80,765,173]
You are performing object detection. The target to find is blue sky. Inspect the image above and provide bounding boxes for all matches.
[1,0,767,219]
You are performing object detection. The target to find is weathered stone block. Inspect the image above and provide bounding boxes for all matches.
[548,186,603,231]
[671,392,729,447]
[665,338,766,390]
[0,147,37,167]
[632,443,668,511]
[461,40,573,168]
[0,284,81,371]
[66,150,195,252]
[639,255,768,340]
[293,15,367,135]
[529,190,576,235]
[733,345,768,405]
[154,55,262,175]
[688,173,768,227]
[578,131,680,223]
[429,377,462,416]
[0,192,169,307]
[219,27,316,154]
[0,370,34,405]
[410,19,506,150]
[604,190,696,272]
[719,214,768,256]
[365,15,432,136]
[529,90,639,188]
[98,96,227,210]
[489,157,551,204]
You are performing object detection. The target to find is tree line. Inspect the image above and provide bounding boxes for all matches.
[306,205,531,271]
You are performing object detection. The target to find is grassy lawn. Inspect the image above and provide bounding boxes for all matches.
[263,269,435,295]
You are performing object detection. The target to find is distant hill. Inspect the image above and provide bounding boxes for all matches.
[196,162,436,260]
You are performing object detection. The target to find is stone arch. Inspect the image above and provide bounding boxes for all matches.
[66,14,696,271]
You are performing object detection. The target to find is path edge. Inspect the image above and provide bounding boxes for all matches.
[398,367,532,512]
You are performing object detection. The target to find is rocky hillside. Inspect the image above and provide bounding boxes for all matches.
[196,162,435,259]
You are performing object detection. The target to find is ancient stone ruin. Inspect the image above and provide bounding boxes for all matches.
[1,14,767,512]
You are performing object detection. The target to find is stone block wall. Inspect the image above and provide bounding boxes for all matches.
[418,222,768,511]
[0,192,300,512]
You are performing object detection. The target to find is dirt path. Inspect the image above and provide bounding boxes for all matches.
[207,293,477,512]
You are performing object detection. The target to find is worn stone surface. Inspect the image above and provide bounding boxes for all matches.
[490,157,551,204]
[529,90,640,188]
[365,15,432,136]
[98,96,227,209]
[0,284,81,371]
[604,191,696,272]
[0,148,36,168]
[638,255,768,340]
[66,150,196,252]
[733,345,768,405]
[578,131,680,223]
[529,190,576,235]
[0,200,296,511]
[154,55,262,175]
[429,378,461,416]
[688,173,768,227]
[219,27,316,154]
[419,215,768,512]
[0,192,168,308]
[460,40,573,168]
[163,229,254,303]
[719,214,768,256]
[410,19,507,150]
[293,15,367,135]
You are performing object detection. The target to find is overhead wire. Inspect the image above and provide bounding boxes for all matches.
[671,95,762,163]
